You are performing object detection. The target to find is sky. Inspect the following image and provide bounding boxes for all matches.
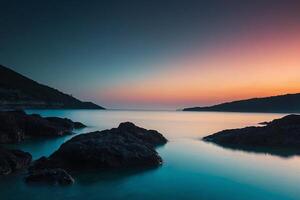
[1,0,300,110]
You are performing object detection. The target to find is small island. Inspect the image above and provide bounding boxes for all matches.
[203,114,300,157]
[26,122,167,185]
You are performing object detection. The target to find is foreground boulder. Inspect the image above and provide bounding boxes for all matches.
[26,168,74,185]
[203,115,300,157]
[0,110,86,143]
[0,147,32,175]
[31,122,167,172]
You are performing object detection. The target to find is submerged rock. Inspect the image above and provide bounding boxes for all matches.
[0,110,86,143]
[26,168,74,185]
[31,122,167,171]
[203,115,300,156]
[0,147,32,175]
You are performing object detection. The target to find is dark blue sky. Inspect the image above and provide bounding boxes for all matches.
[1,0,300,109]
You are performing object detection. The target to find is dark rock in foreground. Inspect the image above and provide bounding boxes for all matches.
[26,168,74,185]
[0,147,32,175]
[203,115,300,157]
[31,122,167,172]
[0,110,86,143]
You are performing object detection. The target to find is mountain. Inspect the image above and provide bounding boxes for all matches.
[183,93,300,113]
[0,65,105,109]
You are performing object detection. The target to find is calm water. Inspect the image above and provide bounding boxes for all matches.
[1,110,300,200]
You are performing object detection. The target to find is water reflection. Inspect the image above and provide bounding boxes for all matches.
[74,167,160,185]
[205,141,300,158]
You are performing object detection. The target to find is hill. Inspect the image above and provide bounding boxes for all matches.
[183,93,300,113]
[0,65,105,109]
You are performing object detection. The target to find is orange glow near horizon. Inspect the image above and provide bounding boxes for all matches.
[99,26,300,108]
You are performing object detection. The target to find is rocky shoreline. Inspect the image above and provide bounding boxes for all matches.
[203,114,300,157]
[0,147,32,175]
[0,110,86,144]
[0,111,167,185]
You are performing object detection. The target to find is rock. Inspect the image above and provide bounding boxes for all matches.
[258,121,269,125]
[266,114,300,127]
[25,168,74,185]
[45,117,86,129]
[117,122,167,146]
[0,147,32,175]
[44,117,75,129]
[0,110,86,143]
[31,122,167,171]
[73,122,87,129]
[203,115,300,156]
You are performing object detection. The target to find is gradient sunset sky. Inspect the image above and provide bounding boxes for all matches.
[1,0,300,109]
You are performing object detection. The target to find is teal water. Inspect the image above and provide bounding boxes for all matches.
[1,110,300,200]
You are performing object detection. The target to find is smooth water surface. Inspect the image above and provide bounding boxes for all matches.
[1,110,300,200]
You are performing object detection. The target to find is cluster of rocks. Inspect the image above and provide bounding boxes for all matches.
[0,114,167,186]
[0,110,86,143]
[0,147,32,175]
[0,109,86,182]
[26,122,167,185]
[203,114,300,156]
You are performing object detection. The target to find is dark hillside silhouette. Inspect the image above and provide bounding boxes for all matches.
[0,65,104,109]
[183,93,300,113]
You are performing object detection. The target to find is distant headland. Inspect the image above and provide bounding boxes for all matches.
[0,65,105,110]
[183,93,300,113]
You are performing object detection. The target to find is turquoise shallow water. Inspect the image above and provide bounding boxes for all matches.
[1,110,300,200]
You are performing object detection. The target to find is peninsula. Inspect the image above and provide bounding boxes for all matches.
[183,93,300,113]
